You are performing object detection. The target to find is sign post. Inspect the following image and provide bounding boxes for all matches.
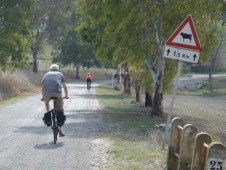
[162,15,201,149]
[163,61,183,148]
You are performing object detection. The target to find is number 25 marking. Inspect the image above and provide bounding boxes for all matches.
[208,159,224,170]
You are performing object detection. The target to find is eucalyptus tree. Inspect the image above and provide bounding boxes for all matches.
[30,0,77,72]
[0,0,35,70]
[54,30,94,79]
[209,30,225,92]
[77,0,225,117]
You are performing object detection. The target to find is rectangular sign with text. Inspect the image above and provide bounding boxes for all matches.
[164,45,200,63]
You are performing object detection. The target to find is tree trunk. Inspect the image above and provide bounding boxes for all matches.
[31,47,38,73]
[145,57,164,117]
[140,8,164,117]
[135,78,140,102]
[124,62,131,94]
[116,64,120,85]
[124,73,131,94]
[209,35,223,92]
[145,90,152,107]
[75,65,80,79]
[209,66,213,92]
[152,82,163,117]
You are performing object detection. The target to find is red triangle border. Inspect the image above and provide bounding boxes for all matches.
[165,15,201,51]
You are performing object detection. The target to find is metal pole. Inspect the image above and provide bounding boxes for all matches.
[162,61,183,149]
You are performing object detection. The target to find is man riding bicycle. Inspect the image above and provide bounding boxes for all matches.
[86,73,92,89]
[41,64,69,137]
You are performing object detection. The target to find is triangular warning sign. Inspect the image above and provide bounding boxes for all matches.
[165,15,201,51]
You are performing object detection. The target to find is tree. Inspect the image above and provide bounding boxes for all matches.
[209,30,225,91]
[77,0,225,117]
[0,0,35,70]
[54,30,94,79]
[30,0,77,72]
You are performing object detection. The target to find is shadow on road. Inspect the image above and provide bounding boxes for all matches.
[34,142,64,150]
[15,109,106,140]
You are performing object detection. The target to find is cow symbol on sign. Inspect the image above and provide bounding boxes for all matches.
[180,32,192,43]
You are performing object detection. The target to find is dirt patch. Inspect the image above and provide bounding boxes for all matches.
[163,94,226,144]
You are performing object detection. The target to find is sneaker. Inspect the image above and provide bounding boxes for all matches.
[59,130,65,137]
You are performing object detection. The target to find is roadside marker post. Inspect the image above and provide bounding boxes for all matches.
[162,15,201,149]
[166,117,226,169]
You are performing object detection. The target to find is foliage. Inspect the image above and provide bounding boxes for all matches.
[0,0,35,70]
[54,30,95,68]
[31,0,77,47]
[30,0,77,72]
[76,0,224,71]
[76,0,225,116]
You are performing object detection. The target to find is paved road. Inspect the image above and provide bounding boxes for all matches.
[0,81,110,170]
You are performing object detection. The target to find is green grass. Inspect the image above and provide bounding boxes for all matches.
[96,84,166,170]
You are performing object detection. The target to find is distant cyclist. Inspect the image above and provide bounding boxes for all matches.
[41,64,69,137]
[86,73,92,89]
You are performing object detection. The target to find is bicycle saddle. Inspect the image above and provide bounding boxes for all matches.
[50,97,57,100]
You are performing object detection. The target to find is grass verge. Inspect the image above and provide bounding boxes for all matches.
[96,84,167,170]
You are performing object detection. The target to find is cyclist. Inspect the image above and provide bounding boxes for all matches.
[41,64,69,137]
[85,73,92,89]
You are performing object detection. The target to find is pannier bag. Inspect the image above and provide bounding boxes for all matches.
[42,111,52,126]
[56,109,66,127]
[42,109,66,127]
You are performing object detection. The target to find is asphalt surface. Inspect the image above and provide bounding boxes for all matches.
[0,81,110,170]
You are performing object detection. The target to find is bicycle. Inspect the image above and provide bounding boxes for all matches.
[42,96,67,144]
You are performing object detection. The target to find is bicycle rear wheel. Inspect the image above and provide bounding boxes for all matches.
[53,127,58,144]
[52,109,59,144]
[87,82,91,91]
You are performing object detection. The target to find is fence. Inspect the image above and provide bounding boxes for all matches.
[167,117,226,170]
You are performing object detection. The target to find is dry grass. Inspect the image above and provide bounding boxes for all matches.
[0,70,42,102]
[163,94,226,145]
[0,68,113,103]
[0,72,19,99]
[61,67,113,81]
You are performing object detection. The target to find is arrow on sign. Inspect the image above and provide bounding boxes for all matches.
[193,54,197,61]
[166,49,170,55]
